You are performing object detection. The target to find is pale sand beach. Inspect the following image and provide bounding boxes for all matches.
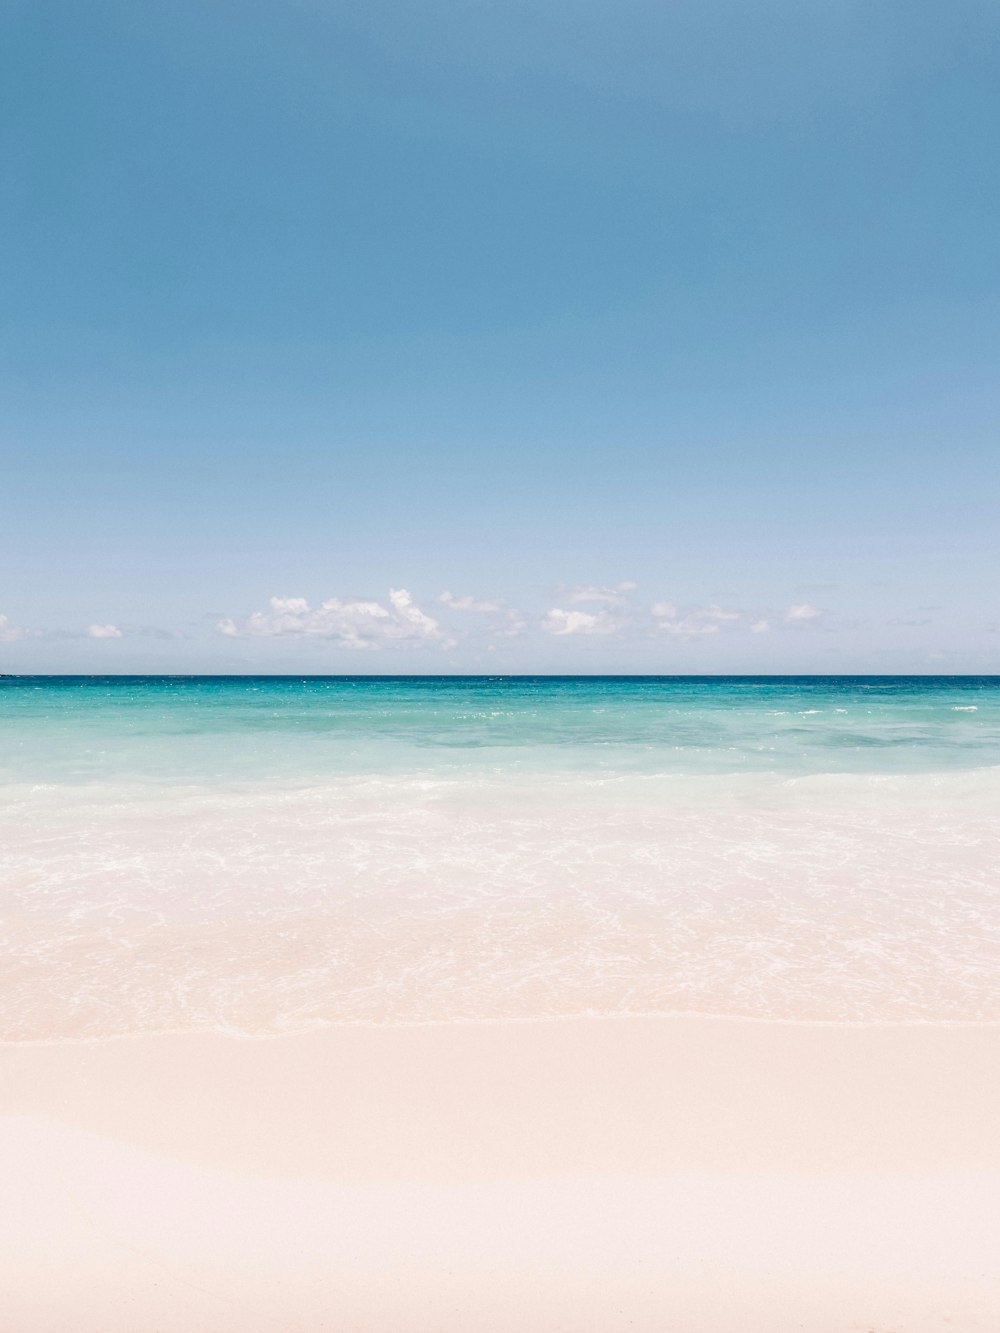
[3,1016,1000,1332]
[5,678,1000,1328]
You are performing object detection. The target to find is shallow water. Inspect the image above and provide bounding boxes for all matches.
[2,676,999,1037]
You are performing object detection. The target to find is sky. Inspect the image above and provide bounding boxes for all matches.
[2,0,999,673]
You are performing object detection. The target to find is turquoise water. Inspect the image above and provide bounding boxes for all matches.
[2,677,999,1037]
[3,675,1000,784]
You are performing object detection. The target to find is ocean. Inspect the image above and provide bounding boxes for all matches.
[2,675,999,1038]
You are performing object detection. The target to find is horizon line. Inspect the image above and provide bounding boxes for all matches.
[4,673,1000,683]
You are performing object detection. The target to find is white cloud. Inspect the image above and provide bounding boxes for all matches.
[652,603,741,638]
[218,590,447,650]
[388,587,441,637]
[212,586,835,650]
[542,608,621,636]
[438,591,503,613]
[86,623,123,639]
[497,609,529,637]
[658,617,720,637]
[438,592,529,637]
[565,582,637,606]
[0,614,34,642]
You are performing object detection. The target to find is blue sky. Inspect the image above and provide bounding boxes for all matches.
[2,0,998,672]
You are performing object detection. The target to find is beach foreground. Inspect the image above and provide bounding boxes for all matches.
[3,1016,999,1332]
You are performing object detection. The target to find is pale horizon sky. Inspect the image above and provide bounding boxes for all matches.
[3,0,999,673]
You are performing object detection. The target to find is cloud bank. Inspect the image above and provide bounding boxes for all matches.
[218,590,448,650]
[212,585,836,653]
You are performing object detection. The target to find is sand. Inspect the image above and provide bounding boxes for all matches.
[3,1016,1000,1331]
